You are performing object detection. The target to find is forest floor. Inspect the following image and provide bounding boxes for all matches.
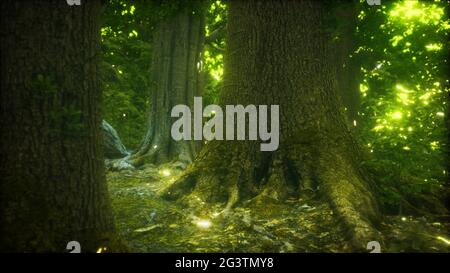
[106,162,450,253]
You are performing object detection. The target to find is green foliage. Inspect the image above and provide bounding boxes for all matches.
[101,1,154,150]
[356,0,449,213]
[202,0,227,105]
[101,0,211,150]
[100,0,448,214]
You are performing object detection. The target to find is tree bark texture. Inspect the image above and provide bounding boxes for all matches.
[162,0,381,249]
[130,5,205,166]
[0,0,116,252]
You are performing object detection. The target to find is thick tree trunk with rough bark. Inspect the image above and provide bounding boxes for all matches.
[0,1,117,252]
[332,1,361,124]
[162,0,381,249]
[129,6,205,166]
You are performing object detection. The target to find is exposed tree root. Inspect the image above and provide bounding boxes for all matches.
[159,141,383,251]
[105,138,196,172]
[317,151,382,249]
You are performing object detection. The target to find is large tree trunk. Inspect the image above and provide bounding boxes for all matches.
[0,1,117,252]
[332,1,361,124]
[129,5,205,166]
[163,0,381,249]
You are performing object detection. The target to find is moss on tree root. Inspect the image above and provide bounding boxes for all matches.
[160,142,382,250]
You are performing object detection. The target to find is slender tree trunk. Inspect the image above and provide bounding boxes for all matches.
[163,0,381,249]
[129,5,205,166]
[0,1,117,252]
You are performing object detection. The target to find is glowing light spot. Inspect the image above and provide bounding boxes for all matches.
[372,125,384,131]
[153,145,158,149]
[396,84,413,93]
[389,1,443,25]
[211,68,223,81]
[128,30,138,38]
[353,120,357,127]
[359,83,369,93]
[430,141,439,150]
[436,236,450,245]
[403,146,410,151]
[390,35,403,47]
[419,91,433,102]
[160,169,171,177]
[436,112,444,117]
[401,217,407,221]
[195,219,212,229]
[122,113,126,117]
[391,111,403,120]
[96,247,107,253]
[425,43,442,51]
[397,93,411,105]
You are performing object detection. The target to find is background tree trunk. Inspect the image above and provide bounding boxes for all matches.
[163,0,381,249]
[130,5,205,166]
[0,0,117,252]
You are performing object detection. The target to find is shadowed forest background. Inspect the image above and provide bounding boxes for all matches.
[0,0,449,253]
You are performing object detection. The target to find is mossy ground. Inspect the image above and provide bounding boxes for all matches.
[107,163,449,253]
